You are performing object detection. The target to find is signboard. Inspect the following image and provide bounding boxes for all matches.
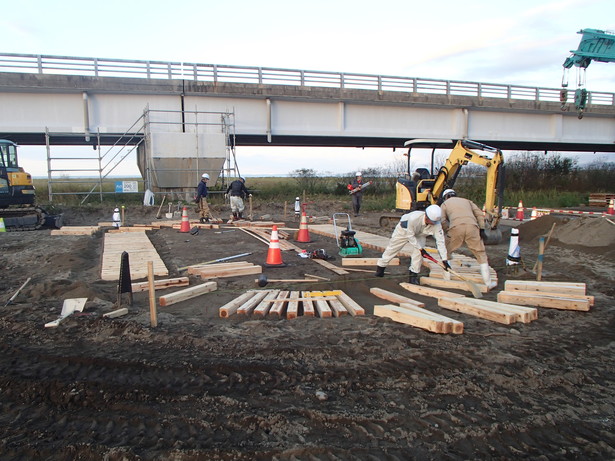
[115,181,138,193]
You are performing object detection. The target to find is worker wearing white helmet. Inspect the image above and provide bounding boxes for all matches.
[375,204,450,285]
[348,171,369,216]
[440,188,496,289]
[195,172,214,223]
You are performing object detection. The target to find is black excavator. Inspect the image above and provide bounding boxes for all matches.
[0,139,62,231]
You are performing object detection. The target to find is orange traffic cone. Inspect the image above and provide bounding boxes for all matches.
[265,225,286,267]
[295,210,311,243]
[515,201,525,220]
[530,207,537,220]
[179,206,191,232]
[608,198,614,215]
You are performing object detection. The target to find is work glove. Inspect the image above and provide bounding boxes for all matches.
[442,260,452,271]
[420,248,429,258]
[479,229,487,240]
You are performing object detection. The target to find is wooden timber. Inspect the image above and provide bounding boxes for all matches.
[438,297,538,324]
[102,308,129,318]
[51,226,99,236]
[497,291,591,311]
[504,280,587,296]
[268,291,291,316]
[341,258,400,266]
[420,277,489,294]
[219,291,260,318]
[158,281,217,307]
[131,277,189,293]
[374,304,463,334]
[286,291,301,319]
[369,287,425,308]
[197,264,262,280]
[399,282,466,299]
[236,291,270,315]
[253,291,280,316]
[499,289,594,306]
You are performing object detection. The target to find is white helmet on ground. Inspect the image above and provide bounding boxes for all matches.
[356,172,362,176]
[425,205,442,223]
[201,173,210,179]
[442,188,456,200]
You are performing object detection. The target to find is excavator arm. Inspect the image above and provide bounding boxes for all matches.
[561,28,615,118]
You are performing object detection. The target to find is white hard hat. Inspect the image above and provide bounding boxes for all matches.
[442,188,456,199]
[201,173,210,179]
[425,205,442,223]
[356,172,362,176]
[295,197,300,200]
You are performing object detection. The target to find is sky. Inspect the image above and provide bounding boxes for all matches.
[3,0,615,177]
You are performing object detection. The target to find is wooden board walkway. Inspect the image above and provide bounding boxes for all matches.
[101,231,168,281]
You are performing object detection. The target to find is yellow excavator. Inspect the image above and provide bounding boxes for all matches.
[380,139,505,244]
[0,139,62,231]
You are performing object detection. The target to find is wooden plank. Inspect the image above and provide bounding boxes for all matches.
[437,297,517,324]
[253,290,280,316]
[374,304,455,334]
[269,291,290,316]
[51,226,99,236]
[286,291,301,319]
[198,265,262,279]
[309,258,350,275]
[500,289,594,306]
[399,282,465,299]
[398,303,464,334]
[301,291,316,317]
[186,261,255,274]
[497,291,590,311]
[237,291,271,315]
[158,281,217,307]
[328,298,348,317]
[102,308,129,318]
[420,276,489,294]
[459,298,538,323]
[369,287,425,308]
[131,277,189,293]
[334,291,365,316]
[504,280,586,295]
[341,258,399,267]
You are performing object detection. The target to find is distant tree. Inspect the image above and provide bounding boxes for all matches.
[290,168,319,193]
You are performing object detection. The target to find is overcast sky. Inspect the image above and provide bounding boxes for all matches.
[3,0,615,177]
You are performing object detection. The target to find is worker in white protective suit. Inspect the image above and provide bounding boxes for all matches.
[440,189,496,289]
[375,205,450,285]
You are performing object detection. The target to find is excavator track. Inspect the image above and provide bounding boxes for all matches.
[0,206,47,232]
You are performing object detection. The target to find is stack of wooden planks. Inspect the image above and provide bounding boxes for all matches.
[370,287,464,334]
[588,193,615,207]
[184,261,262,280]
[219,290,365,319]
[437,297,538,325]
[425,254,498,285]
[497,280,592,311]
[101,231,168,281]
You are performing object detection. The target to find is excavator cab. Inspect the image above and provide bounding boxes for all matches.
[0,139,36,207]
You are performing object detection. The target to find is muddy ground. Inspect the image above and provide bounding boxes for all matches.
[1,201,614,460]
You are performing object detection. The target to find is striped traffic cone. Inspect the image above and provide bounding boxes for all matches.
[607,198,614,215]
[295,209,311,243]
[530,207,537,220]
[515,201,525,220]
[264,225,286,267]
[179,207,191,232]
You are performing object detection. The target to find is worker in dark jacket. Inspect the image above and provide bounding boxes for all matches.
[195,173,214,223]
[225,177,250,220]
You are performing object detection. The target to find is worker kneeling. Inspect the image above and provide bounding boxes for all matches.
[440,189,496,289]
[375,205,450,285]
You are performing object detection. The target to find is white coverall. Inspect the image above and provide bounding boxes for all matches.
[377,211,448,273]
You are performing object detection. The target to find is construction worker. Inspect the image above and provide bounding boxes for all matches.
[440,189,496,289]
[375,205,450,285]
[225,177,250,220]
[348,172,365,216]
[195,173,214,223]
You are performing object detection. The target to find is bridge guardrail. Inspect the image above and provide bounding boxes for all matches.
[0,52,613,107]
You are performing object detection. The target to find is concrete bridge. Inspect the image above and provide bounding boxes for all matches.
[0,53,613,153]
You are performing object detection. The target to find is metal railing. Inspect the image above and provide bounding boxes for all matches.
[1,52,613,108]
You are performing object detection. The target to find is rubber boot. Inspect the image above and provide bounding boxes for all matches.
[375,266,385,277]
[232,212,238,221]
[238,212,243,220]
[409,271,420,285]
[480,263,497,290]
[199,217,205,224]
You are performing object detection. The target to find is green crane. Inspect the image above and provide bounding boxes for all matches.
[561,28,615,118]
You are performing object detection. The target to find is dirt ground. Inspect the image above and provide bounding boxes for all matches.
[1,200,614,460]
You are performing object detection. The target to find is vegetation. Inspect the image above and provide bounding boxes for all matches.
[34,153,615,211]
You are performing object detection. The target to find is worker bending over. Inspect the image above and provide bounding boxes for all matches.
[195,173,214,223]
[440,189,496,289]
[225,177,250,220]
[375,205,450,285]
